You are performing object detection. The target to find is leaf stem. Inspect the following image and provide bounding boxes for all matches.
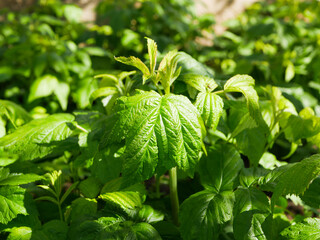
[169,167,179,226]
[58,202,63,221]
[75,124,89,133]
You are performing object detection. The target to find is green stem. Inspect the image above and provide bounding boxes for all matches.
[58,202,63,221]
[169,167,179,226]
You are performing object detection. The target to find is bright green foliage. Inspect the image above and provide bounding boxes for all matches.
[281,107,320,143]
[114,56,150,83]
[224,75,260,120]
[0,21,320,240]
[0,167,42,225]
[0,100,32,133]
[146,38,157,77]
[179,190,234,240]
[136,205,164,223]
[195,89,224,131]
[0,186,26,224]
[182,75,218,93]
[280,218,320,240]
[5,226,32,240]
[28,75,70,111]
[100,191,142,217]
[0,173,43,186]
[0,114,76,161]
[271,154,320,208]
[106,90,202,183]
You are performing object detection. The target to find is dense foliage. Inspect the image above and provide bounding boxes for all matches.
[1,0,320,239]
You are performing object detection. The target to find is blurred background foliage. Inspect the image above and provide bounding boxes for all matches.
[0,0,319,115]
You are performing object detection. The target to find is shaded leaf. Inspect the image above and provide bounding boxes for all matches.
[199,144,243,192]
[179,190,234,240]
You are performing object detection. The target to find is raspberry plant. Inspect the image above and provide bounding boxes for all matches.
[1,38,320,239]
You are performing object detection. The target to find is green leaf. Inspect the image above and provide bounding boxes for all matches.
[90,145,123,184]
[224,75,259,120]
[233,211,273,240]
[195,92,224,131]
[176,52,214,78]
[79,177,102,198]
[35,196,59,205]
[281,108,320,143]
[99,191,142,217]
[234,187,270,216]
[179,190,234,240]
[6,226,32,240]
[90,87,118,104]
[53,81,70,111]
[0,100,32,128]
[239,167,269,188]
[115,56,150,84]
[271,154,320,209]
[182,74,218,93]
[280,218,320,240]
[0,153,18,167]
[146,38,157,76]
[0,173,43,186]
[199,144,243,192]
[28,75,58,103]
[233,187,272,240]
[0,186,27,224]
[0,66,13,83]
[100,177,146,195]
[0,114,76,161]
[259,152,287,170]
[301,177,320,209]
[285,61,295,82]
[136,205,164,224]
[32,220,68,240]
[235,125,268,166]
[71,217,161,240]
[107,91,202,183]
[157,50,181,92]
[68,198,97,223]
[62,5,82,22]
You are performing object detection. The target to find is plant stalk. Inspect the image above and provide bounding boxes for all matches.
[169,167,179,226]
[58,203,63,221]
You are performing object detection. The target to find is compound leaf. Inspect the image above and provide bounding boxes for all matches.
[107,91,202,183]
